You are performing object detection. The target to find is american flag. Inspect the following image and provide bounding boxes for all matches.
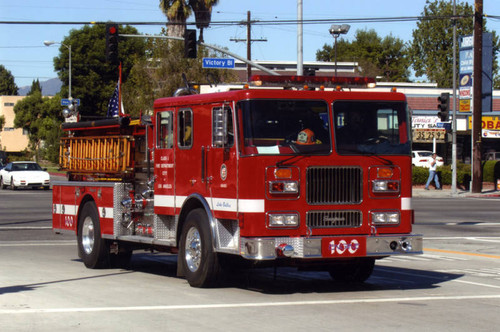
[107,82,120,117]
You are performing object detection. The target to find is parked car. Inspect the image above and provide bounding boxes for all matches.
[412,150,444,168]
[0,161,50,190]
[484,151,500,161]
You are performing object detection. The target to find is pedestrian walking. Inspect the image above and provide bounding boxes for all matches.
[425,153,441,190]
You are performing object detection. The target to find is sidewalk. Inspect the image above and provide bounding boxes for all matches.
[412,183,500,198]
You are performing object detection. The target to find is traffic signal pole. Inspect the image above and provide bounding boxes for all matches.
[120,34,279,76]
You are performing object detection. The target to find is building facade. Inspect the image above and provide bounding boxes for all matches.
[0,96,29,153]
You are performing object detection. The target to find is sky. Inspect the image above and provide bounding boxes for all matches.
[1,0,500,88]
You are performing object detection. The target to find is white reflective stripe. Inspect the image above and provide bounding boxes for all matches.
[238,199,265,213]
[154,195,175,208]
[175,196,188,207]
[154,195,264,213]
[53,204,78,215]
[401,197,412,210]
[99,207,114,219]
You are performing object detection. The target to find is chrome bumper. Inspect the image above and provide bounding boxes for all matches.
[240,234,423,260]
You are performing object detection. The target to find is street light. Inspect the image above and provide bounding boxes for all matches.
[329,24,350,77]
[44,40,71,99]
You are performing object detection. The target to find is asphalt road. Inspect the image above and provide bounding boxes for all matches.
[1,188,500,331]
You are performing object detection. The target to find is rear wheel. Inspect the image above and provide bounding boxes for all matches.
[77,201,109,269]
[328,258,375,283]
[179,209,221,287]
[10,177,16,190]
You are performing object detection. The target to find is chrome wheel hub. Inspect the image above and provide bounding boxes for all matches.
[185,227,201,272]
[81,217,95,255]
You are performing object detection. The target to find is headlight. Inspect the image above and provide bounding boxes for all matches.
[269,181,298,194]
[372,180,400,193]
[268,213,299,228]
[371,211,400,225]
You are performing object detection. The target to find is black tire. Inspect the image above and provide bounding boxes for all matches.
[10,177,16,190]
[328,257,375,283]
[77,201,110,269]
[179,209,221,287]
[0,177,6,190]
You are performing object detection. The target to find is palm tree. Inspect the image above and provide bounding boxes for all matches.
[189,0,219,42]
[159,0,192,37]
[159,0,219,41]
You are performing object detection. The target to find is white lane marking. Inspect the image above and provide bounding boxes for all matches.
[0,226,52,230]
[0,241,75,247]
[1,294,500,314]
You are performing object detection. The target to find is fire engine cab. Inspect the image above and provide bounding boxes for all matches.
[52,75,423,287]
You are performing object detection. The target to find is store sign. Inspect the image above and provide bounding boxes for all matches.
[413,129,446,143]
[412,116,446,142]
[468,116,500,139]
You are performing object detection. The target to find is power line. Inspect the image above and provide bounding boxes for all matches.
[0,15,477,27]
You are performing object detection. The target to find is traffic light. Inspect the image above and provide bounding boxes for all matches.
[437,92,450,121]
[184,29,197,58]
[106,23,119,64]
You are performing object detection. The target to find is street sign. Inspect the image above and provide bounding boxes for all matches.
[436,122,452,130]
[202,58,235,69]
[61,98,80,106]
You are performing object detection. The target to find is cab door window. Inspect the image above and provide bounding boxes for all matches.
[212,106,234,148]
[178,108,193,149]
[157,111,173,149]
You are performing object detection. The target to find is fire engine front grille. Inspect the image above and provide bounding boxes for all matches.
[306,166,362,204]
[306,210,362,228]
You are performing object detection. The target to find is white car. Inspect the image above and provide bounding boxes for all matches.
[412,150,444,168]
[0,161,50,190]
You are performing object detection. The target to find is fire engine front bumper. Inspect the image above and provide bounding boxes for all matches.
[239,234,423,260]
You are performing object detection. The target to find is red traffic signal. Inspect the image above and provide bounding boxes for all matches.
[106,23,119,64]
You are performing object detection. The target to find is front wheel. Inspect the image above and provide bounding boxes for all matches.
[328,257,375,283]
[77,201,109,269]
[179,209,220,287]
[0,177,6,189]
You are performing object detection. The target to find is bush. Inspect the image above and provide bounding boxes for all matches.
[412,162,471,186]
[482,160,499,183]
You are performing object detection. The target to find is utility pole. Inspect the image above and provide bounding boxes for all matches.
[471,0,483,193]
[230,11,267,81]
[452,0,457,195]
[297,0,303,75]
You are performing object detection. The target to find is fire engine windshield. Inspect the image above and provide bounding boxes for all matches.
[238,99,331,155]
[333,101,411,155]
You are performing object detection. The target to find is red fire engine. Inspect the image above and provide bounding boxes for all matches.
[52,75,422,287]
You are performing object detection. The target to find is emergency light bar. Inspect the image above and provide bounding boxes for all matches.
[250,75,376,89]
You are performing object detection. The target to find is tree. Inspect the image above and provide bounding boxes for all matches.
[159,0,192,37]
[189,0,219,42]
[52,24,146,118]
[159,0,219,40]
[28,79,41,95]
[13,92,63,162]
[316,29,410,82]
[409,0,499,88]
[123,34,237,115]
[0,65,18,95]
